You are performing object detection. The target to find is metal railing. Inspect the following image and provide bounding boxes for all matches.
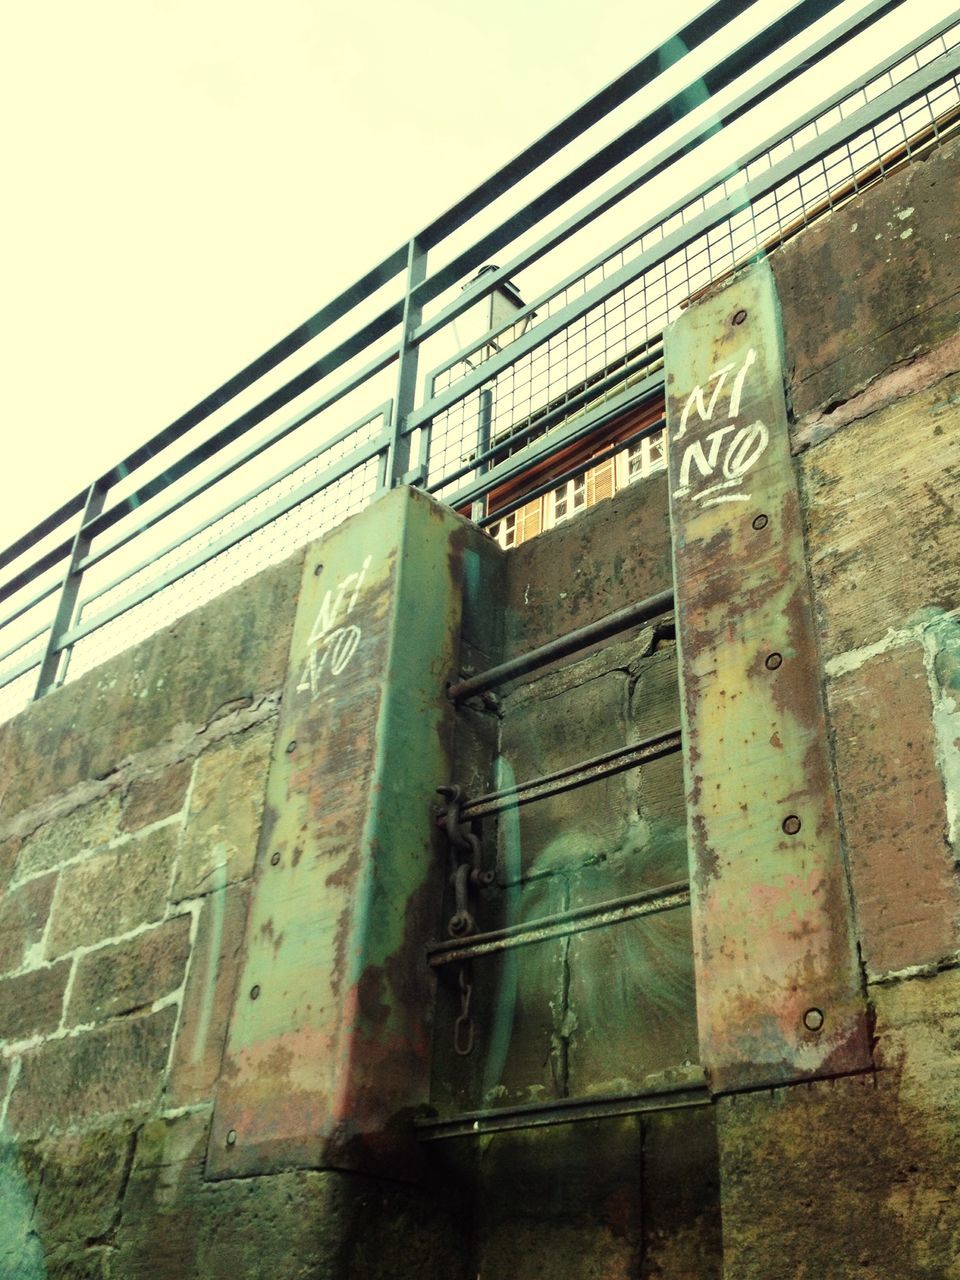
[2,0,959,722]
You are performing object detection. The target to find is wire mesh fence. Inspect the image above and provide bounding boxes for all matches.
[1,6,958,725]
[424,23,960,508]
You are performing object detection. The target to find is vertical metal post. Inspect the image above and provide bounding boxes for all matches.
[389,236,428,488]
[470,387,493,522]
[34,479,108,697]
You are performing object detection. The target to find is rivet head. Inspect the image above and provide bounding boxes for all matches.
[226,1129,237,1147]
[270,851,281,866]
[250,984,261,1000]
[752,513,769,531]
[765,652,783,671]
[286,740,297,754]
[803,1008,824,1032]
[783,815,802,836]
[732,309,748,325]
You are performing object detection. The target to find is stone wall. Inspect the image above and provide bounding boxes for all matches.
[0,133,956,1280]
[0,553,303,1277]
[716,135,960,1279]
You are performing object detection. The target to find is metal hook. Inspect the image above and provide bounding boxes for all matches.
[453,967,474,1056]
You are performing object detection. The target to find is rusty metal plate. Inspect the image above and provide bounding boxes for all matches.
[665,263,871,1093]
[207,487,469,1178]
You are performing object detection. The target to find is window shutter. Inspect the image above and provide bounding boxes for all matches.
[587,458,616,506]
[519,498,543,543]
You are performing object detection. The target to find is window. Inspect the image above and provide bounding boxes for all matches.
[492,511,518,549]
[549,474,587,526]
[617,429,667,487]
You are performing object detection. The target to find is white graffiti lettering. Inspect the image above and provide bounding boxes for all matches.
[672,348,768,507]
[297,556,371,700]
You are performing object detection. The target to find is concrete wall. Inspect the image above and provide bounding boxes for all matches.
[0,134,957,1278]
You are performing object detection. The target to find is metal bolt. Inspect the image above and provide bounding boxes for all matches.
[286,740,297,754]
[803,1007,824,1032]
[752,513,769,531]
[250,984,261,1000]
[270,851,281,866]
[765,652,783,671]
[732,309,748,325]
[782,815,802,835]
[226,1129,237,1147]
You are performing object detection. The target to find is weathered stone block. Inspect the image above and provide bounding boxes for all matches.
[45,825,177,959]
[775,133,960,417]
[828,643,957,976]
[6,1007,176,1138]
[641,1108,722,1279]
[0,871,56,974]
[873,967,960,1119]
[0,1141,45,1279]
[67,915,192,1025]
[718,968,960,1279]
[16,793,122,880]
[121,759,193,833]
[801,370,960,655]
[31,1125,132,1251]
[172,724,274,900]
[473,1119,645,1280]
[0,551,303,817]
[167,884,249,1107]
[0,835,20,896]
[0,960,69,1041]
[505,471,672,654]
[116,1110,466,1279]
[43,1246,112,1278]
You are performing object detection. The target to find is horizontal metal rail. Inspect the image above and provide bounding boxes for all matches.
[415,0,905,352]
[1,3,957,713]
[75,399,392,579]
[414,1078,710,1141]
[461,728,681,821]
[427,880,691,967]
[448,590,674,701]
[55,427,391,656]
[411,36,960,438]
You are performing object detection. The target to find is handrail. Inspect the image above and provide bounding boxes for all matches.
[0,2,957,715]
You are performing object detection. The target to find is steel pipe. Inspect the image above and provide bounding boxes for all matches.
[448,589,674,701]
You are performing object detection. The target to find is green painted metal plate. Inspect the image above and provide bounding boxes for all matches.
[208,488,469,1178]
[665,264,870,1093]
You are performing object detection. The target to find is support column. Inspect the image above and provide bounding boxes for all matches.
[665,263,870,1092]
[208,487,470,1178]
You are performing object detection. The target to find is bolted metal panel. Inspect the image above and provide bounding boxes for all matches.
[207,487,470,1179]
[665,263,870,1093]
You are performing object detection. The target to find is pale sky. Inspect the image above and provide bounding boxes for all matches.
[1,0,953,551]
